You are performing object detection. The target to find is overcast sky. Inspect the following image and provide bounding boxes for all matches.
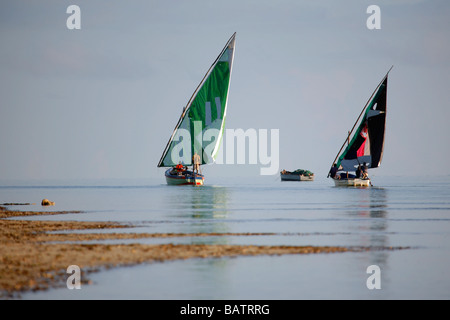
[1,0,449,182]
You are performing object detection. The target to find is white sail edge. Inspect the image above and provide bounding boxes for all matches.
[211,36,236,161]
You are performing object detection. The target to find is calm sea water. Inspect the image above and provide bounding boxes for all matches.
[2,174,450,300]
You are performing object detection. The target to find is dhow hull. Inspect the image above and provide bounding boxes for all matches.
[333,178,371,187]
[165,169,204,186]
[280,174,314,181]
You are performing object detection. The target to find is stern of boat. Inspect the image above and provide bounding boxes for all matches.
[186,174,204,186]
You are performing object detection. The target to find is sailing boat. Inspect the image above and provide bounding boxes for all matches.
[157,33,236,186]
[328,66,392,187]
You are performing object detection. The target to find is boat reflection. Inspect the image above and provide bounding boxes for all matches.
[162,184,231,244]
[164,185,230,218]
[346,186,390,268]
[188,185,230,219]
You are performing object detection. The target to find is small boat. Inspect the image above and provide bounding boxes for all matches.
[328,66,393,187]
[280,169,314,181]
[164,167,204,186]
[157,33,236,186]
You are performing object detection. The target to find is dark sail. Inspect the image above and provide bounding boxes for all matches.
[334,69,391,172]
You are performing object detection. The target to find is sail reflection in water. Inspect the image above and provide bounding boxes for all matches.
[163,185,231,241]
[342,187,389,268]
[188,186,230,219]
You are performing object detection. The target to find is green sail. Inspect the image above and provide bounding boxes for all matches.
[158,33,236,167]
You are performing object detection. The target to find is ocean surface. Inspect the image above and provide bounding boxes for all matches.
[2,174,450,300]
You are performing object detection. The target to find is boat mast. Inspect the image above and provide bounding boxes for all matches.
[329,66,393,173]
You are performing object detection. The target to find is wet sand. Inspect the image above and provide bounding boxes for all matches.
[0,205,408,298]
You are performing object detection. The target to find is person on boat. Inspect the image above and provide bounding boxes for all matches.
[356,165,362,178]
[175,161,185,172]
[361,162,368,179]
[328,163,339,179]
[192,152,201,174]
